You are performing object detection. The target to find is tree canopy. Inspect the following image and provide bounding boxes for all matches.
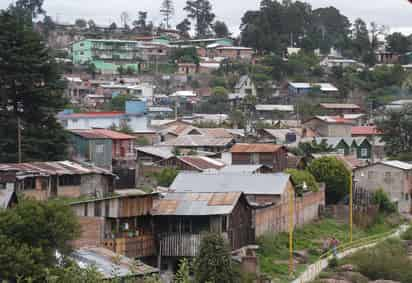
[184,0,215,38]
[308,157,351,204]
[0,8,69,163]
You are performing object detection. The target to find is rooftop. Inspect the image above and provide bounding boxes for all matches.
[59,111,124,119]
[255,104,294,112]
[152,192,242,216]
[380,160,412,171]
[352,126,381,136]
[70,129,135,140]
[171,172,290,196]
[0,161,113,178]
[231,143,284,153]
[136,146,174,160]
[71,247,157,279]
[320,103,361,110]
[220,165,267,173]
[158,135,234,147]
[289,82,338,92]
[177,156,226,171]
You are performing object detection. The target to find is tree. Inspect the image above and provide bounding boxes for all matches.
[160,0,174,29]
[109,22,117,31]
[15,0,44,18]
[184,0,215,38]
[0,199,80,281]
[153,168,179,187]
[0,9,69,163]
[87,19,97,31]
[386,32,411,54]
[194,233,236,283]
[213,20,230,38]
[174,258,191,283]
[285,169,319,196]
[351,18,372,65]
[377,105,412,156]
[120,11,130,29]
[133,11,147,32]
[176,18,191,37]
[74,18,87,29]
[308,157,351,204]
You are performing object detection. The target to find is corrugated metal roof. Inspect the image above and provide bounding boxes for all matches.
[171,172,290,195]
[88,129,135,140]
[320,103,361,110]
[0,161,113,178]
[152,192,242,216]
[59,112,124,119]
[178,156,226,170]
[289,82,338,92]
[230,143,284,153]
[220,165,266,173]
[255,104,294,112]
[71,247,157,279]
[136,146,174,159]
[159,136,234,147]
[380,160,412,170]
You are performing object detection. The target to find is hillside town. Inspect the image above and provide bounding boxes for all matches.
[3,0,412,282]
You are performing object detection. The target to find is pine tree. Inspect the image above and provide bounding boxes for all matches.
[184,0,215,38]
[160,0,174,29]
[193,233,236,283]
[0,8,68,162]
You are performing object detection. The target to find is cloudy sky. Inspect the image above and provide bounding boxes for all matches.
[1,0,412,34]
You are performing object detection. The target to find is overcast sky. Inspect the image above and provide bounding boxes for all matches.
[1,0,412,34]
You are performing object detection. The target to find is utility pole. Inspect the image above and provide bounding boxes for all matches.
[17,116,22,163]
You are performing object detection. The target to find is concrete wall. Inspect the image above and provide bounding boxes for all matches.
[80,174,113,198]
[355,164,412,214]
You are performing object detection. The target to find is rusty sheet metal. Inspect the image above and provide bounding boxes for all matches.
[179,156,225,170]
[152,192,241,216]
[159,135,234,147]
[0,161,113,177]
[208,191,240,206]
[71,129,135,140]
[230,143,284,153]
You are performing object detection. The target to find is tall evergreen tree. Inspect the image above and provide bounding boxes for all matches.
[213,20,230,38]
[184,0,215,38]
[176,18,191,37]
[193,233,236,283]
[0,8,68,163]
[160,0,174,29]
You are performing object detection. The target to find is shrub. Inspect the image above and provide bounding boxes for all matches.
[308,157,351,204]
[372,189,397,214]
[285,169,319,196]
[328,257,339,269]
[402,226,412,241]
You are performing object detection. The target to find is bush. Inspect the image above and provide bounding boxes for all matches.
[308,157,351,204]
[402,226,412,240]
[285,169,319,196]
[328,257,339,269]
[347,238,412,282]
[152,168,178,187]
[372,189,397,214]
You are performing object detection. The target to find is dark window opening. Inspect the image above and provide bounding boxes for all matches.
[59,175,81,186]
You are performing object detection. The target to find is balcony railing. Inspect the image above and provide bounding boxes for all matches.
[102,235,155,258]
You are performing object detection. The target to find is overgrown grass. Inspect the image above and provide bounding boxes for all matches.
[258,216,401,281]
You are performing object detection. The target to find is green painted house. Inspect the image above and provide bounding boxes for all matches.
[71,39,144,74]
[314,137,372,160]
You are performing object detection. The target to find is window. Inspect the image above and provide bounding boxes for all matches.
[96,144,104,153]
[80,43,84,47]
[94,201,101,217]
[84,203,88,216]
[361,148,368,158]
[337,148,345,155]
[406,194,410,201]
[384,172,392,184]
[59,175,81,186]
[80,51,84,55]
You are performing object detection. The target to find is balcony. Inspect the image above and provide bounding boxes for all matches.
[103,234,155,258]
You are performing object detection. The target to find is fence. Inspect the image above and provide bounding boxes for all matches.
[292,224,409,283]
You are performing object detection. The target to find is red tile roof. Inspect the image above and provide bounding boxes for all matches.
[231,143,284,153]
[351,126,381,136]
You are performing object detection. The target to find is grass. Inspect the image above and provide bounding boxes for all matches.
[258,215,402,282]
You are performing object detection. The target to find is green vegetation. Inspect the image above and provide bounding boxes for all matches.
[258,217,400,282]
[308,157,351,204]
[152,168,179,187]
[372,189,397,214]
[194,233,236,283]
[285,169,319,195]
[174,258,191,283]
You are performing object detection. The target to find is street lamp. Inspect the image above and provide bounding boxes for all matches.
[289,181,307,278]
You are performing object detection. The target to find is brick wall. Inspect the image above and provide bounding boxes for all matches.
[71,216,105,249]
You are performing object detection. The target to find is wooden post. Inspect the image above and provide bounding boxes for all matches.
[17,116,22,163]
